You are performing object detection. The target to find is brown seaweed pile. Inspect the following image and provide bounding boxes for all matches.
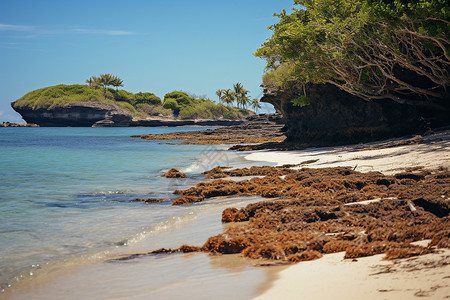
[173,166,450,261]
[202,165,300,179]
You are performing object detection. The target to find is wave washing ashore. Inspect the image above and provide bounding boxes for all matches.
[1,127,449,299]
[0,127,275,299]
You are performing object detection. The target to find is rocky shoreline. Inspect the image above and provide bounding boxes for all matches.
[132,114,286,145]
[116,131,450,266]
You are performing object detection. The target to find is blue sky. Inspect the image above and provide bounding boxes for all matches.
[0,0,294,122]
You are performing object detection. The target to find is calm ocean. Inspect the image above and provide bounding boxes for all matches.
[0,127,270,299]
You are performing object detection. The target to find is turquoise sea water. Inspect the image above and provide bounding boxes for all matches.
[0,127,252,294]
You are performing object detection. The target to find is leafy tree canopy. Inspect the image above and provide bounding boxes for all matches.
[255,0,450,108]
[163,91,195,107]
[134,92,161,105]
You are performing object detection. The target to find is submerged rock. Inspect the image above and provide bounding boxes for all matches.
[133,197,164,203]
[164,168,187,178]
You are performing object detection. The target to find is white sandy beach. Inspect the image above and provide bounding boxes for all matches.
[254,248,450,300]
[246,131,450,175]
[248,130,450,300]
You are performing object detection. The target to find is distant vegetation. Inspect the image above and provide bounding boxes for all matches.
[162,91,251,120]
[13,75,253,120]
[216,82,262,113]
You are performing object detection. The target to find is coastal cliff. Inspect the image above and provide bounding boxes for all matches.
[261,83,450,146]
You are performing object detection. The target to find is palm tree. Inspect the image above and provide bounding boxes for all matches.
[251,98,262,113]
[95,73,114,93]
[233,82,244,109]
[222,89,235,107]
[232,82,251,109]
[111,75,124,90]
[85,77,97,87]
[215,89,224,104]
[240,92,251,109]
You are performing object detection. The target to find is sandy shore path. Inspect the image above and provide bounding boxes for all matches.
[248,130,450,300]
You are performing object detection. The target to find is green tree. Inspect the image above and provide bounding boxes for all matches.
[233,82,250,109]
[92,74,115,93]
[164,91,194,107]
[255,0,450,108]
[215,89,224,104]
[162,98,180,114]
[111,75,124,90]
[251,98,262,113]
[135,92,161,105]
[240,93,251,109]
[222,89,235,107]
[86,77,97,87]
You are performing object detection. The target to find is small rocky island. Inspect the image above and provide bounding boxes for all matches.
[11,81,253,127]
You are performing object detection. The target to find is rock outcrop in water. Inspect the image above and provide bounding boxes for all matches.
[10,85,252,127]
[132,114,286,145]
[10,101,251,127]
[11,102,133,127]
[1,122,39,127]
[261,83,450,147]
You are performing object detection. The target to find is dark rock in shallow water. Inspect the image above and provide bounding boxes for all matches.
[11,102,133,127]
[133,197,165,203]
[1,122,39,127]
[133,113,286,146]
[164,168,187,178]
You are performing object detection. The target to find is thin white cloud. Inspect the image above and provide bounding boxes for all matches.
[0,24,34,31]
[0,110,3,117]
[0,25,136,44]
[72,28,135,36]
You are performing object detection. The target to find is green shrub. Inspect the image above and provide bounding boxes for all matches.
[136,103,172,116]
[111,89,135,101]
[152,105,173,116]
[135,92,161,105]
[116,101,138,114]
[163,91,190,100]
[13,84,104,109]
[164,91,195,107]
[178,100,249,120]
[162,98,180,114]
